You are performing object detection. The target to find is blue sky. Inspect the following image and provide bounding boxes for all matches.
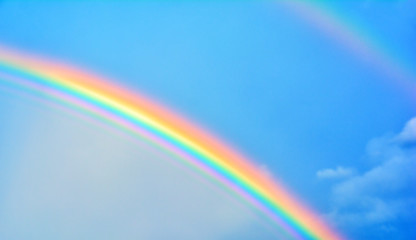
[0,1,415,239]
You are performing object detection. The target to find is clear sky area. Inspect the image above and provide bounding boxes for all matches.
[0,1,415,239]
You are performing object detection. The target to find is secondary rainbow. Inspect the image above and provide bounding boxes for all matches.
[281,1,416,100]
[0,46,342,240]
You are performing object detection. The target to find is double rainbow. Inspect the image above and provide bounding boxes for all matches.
[0,46,342,240]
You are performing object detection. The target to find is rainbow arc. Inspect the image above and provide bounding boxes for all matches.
[0,47,342,240]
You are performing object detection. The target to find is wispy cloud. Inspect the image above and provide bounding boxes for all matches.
[322,117,416,239]
[316,166,355,179]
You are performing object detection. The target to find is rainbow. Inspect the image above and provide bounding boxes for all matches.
[280,1,416,99]
[0,46,342,240]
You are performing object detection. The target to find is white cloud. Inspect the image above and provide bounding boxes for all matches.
[0,102,285,240]
[324,117,416,238]
[316,166,355,179]
[396,117,416,142]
